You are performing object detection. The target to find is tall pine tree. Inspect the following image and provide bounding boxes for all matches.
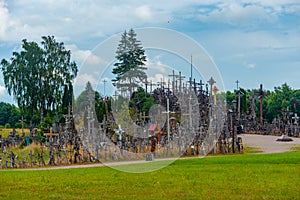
[112,29,147,97]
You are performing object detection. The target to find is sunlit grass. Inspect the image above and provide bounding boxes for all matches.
[1,151,299,199]
[0,128,31,137]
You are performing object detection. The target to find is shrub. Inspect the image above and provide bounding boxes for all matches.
[5,123,11,128]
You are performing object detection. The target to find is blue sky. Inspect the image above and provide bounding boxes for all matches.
[0,0,300,103]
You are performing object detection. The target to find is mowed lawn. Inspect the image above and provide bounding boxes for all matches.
[0,152,300,200]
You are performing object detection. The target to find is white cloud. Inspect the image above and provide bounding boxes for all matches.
[197,2,276,27]
[0,0,10,39]
[244,62,255,69]
[66,44,103,65]
[0,85,5,96]
[134,5,153,21]
[75,73,98,87]
[148,74,165,85]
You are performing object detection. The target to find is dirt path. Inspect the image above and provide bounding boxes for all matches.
[241,134,300,153]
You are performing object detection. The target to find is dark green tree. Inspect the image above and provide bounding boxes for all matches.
[0,102,21,127]
[112,29,147,96]
[1,36,78,121]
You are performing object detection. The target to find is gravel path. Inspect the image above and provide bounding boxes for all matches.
[241,134,300,153]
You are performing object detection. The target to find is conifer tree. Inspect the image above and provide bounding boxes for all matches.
[112,29,147,97]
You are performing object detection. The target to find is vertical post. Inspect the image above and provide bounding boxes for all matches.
[168,70,176,94]
[144,79,148,95]
[260,84,263,124]
[236,80,239,90]
[232,100,237,153]
[103,80,107,96]
[213,86,218,106]
[208,77,216,118]
[190,55,193,82]
[167,98,170,145]
[20,116,25,137]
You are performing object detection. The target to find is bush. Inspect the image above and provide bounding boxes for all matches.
[5,123,11,128]
[14,121,23,129]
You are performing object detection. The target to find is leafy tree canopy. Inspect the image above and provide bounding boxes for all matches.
[1,36,78,119]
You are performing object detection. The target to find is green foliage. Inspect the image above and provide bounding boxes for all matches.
[14,121,23,129]
[112,29,147,96]
[226,83,300,122]
[41,113,53,132]
[1,36,78,118]
[74,82,109,124]
[129,87,156,119]
[0,101,21,126]
[4,123,11,128]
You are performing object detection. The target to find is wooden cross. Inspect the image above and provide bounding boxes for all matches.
[213,85,219,105]
[176,71,185,92]
[19,116,26,137]
[44,127,59,138]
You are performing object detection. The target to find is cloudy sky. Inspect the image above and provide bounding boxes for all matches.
[0,0,300,102]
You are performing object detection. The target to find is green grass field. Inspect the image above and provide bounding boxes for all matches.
[0,151,299,200]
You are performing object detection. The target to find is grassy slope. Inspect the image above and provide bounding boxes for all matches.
[0,152,299,200]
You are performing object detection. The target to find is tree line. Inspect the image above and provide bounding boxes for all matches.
[226,83,300,123]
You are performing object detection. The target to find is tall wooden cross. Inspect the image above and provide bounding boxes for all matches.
[176,71,185,92]
[207,77,216,102]
[19,116,26,137]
